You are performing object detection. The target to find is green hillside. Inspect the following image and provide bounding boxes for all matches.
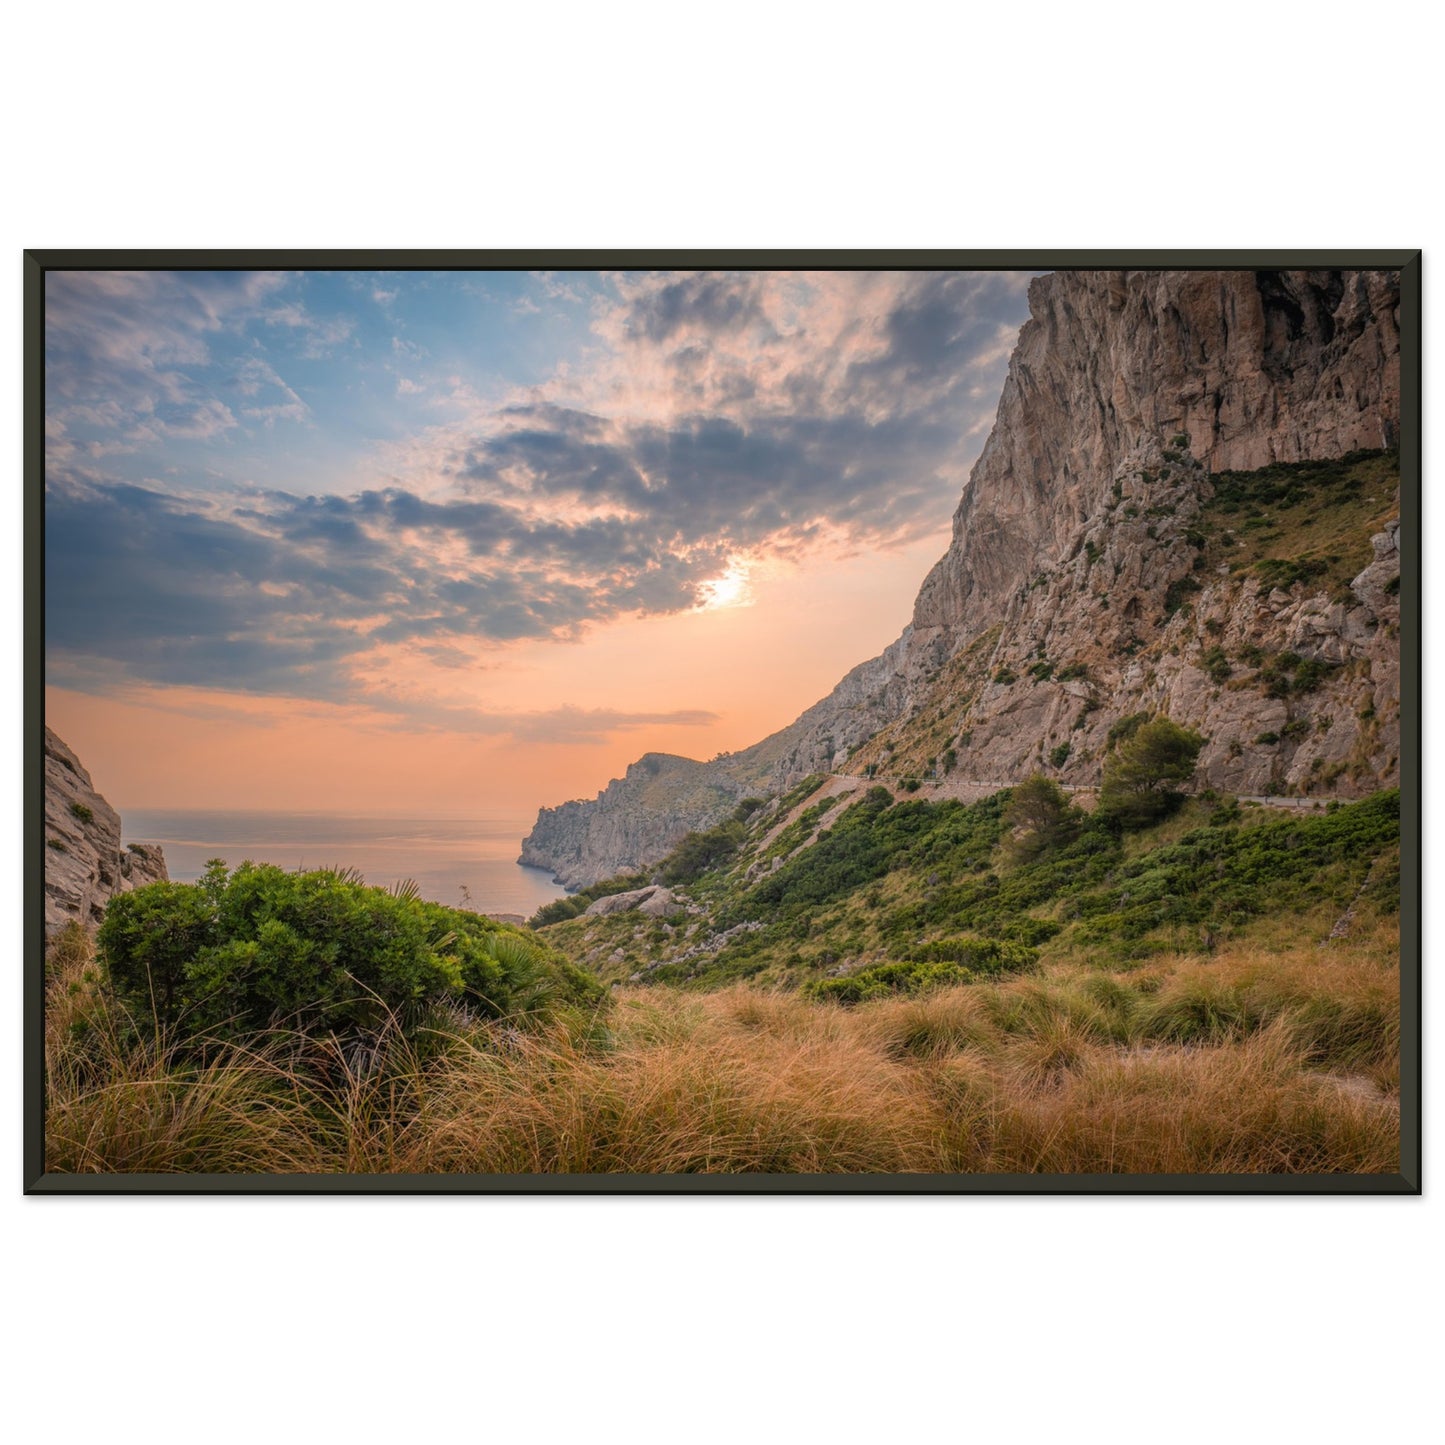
[534,781,1400,994]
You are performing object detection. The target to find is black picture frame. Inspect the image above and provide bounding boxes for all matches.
[23,248,1422,1195]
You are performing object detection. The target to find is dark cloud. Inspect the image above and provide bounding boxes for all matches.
[621,272,771,344]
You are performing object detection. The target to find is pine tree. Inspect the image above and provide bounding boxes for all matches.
[1098,716,1205,829]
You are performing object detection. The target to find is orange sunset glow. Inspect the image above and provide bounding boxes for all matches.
[45,269,1033,822]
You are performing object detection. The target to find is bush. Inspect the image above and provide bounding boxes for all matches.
[69,802,94,823]
[1098,716,1205,831]
[1002,773,1077,864]
[804,938,1037,1004]
[99,861,602,1043]
[1201,646,1231,684]
[660,820,746,883]
[530,869,650,927]
[1106,712,1152,750]
[1163,575,1202,617]
[906,937,1039,975]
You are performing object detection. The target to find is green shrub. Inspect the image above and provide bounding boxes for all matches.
[1001,774,1077,865]
[1106,712,1152,750]
[805,937,1037,1004]
[1049,742,1071,768]
[99,861,601,1043]
[1098,716,1204,831]
[776,774,827,814]
[1291,657,1338,693]
[1163,575,1202,618]
[531,868,650,927]
[1201,646,1231,684]
[1254,556,1329,591]
[905,937,1039,975]
[69,802,94,823]
[660,820,746,883]
[994,667,1018,686]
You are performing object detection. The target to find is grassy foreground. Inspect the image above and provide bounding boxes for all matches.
[44,914,1399,1175]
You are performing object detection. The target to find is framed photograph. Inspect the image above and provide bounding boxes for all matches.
[24,251,1419,1193]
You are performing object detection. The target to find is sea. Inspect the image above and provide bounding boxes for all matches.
[120,810,568,920]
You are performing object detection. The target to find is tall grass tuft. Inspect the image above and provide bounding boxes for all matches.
[43,925,1399,1176]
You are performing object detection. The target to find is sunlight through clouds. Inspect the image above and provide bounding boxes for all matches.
[45,266,1037,808]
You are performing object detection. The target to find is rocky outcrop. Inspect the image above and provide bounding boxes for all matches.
[912,270,1399,636]
[862,440,1401,798]
[583,885,683,920]
[519,752,756,891]
[45,727,168,937]
[522,268,1403,889]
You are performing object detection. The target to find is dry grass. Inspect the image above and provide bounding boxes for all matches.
[43,922,1400,1176]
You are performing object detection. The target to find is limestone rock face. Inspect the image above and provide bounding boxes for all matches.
[45,728,168,937]
[520,268,1403,889]
[910,269,1400,644]
[520,753,752,891]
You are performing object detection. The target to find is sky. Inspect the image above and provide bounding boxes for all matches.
[45,268,1034,816]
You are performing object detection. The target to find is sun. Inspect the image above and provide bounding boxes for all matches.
[697,560,753,611]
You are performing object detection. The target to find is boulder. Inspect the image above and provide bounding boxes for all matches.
[583,884,681,919]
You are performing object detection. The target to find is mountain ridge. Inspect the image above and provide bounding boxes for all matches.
[521,268,1402,891]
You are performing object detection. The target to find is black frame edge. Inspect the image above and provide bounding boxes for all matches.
[23,249,1423,1197]
[1396,252,1422,1194]
[24,252,46,1193]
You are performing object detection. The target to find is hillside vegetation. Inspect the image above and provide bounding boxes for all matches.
[538,780,1398,994]
[44,747,1400,1175]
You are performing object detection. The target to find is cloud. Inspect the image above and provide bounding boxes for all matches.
[46,268,1034,719]
[46,270,313,455]
[446,704,720,745]
[263,301,355,359]
[235,355,310,425]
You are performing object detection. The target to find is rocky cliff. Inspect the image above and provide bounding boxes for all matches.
[522,268,1403,889]
[45,727,168,937]
[520,752,760,891]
